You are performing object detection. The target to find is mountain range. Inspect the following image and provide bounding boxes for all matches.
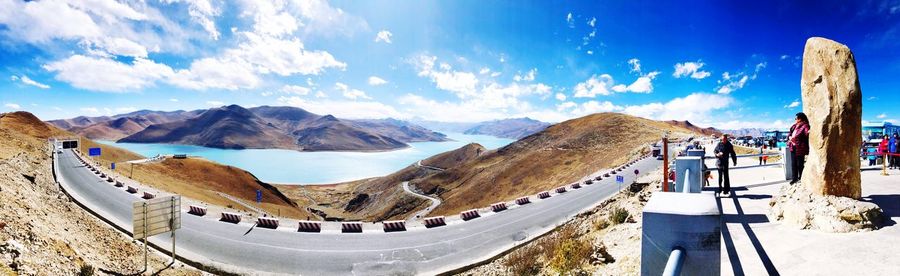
[51,105,449,151]
[413,117,550,139]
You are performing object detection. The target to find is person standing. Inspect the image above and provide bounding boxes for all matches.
[714,134,738,196]
[787,113,810,184]
[879,135,889,167]
[889,133,898,169]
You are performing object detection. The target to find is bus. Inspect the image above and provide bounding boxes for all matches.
[862,122,899,142]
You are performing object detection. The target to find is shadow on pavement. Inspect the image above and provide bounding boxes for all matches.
[717,189,781,276]
[861,194,900,227]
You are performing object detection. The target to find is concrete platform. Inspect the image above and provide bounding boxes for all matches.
[701,149,900,275]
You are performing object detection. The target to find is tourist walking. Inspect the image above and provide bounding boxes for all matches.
[787,112,810,184]
[889,133,898,169]
[759,144,769,165]
[714,134,737,196]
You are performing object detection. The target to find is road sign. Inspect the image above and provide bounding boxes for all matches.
[616,175,625,183]
[88,147,101,156]
[634,169,639,175]
[133,195,180,270]
[111,162,116,170]
[256,190,262,203]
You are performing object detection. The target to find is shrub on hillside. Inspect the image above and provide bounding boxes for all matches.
[609,207,629,225]
[503,244,543,276]
[548,238,593,274]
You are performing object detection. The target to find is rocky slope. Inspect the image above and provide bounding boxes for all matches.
[0,112,198,275]
[665,120,722,136]
[462,117,550,139]
[414,113,698,216]
[47,110,203,139]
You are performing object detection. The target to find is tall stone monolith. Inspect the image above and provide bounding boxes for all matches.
[800,37,862,199]
[769,37,883,233]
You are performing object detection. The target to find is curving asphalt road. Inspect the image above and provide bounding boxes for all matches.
[54,149,660,275]
[402,181,442,221]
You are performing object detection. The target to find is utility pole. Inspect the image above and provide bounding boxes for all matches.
[662,135,669,192]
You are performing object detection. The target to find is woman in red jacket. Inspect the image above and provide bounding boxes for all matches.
[788,112,810,184]
[879,135,890,164]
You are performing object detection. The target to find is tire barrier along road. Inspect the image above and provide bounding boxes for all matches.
[538,191,551,199]
[220,212,242,223]
[423,216,446,228]
[142,192,155,199]
[572,183,582,189]
[106,176,114,183]
[556,186,567,193]
[114,181,124,187]
[515,196,531,205]
[460,209,481,221]
[382,220,407,232]
[257,217,279,229]
[188,205,207,216]
[342,222,363,233]
[297,220,322,232]
[491,202,508,212]
[126,186,138,194]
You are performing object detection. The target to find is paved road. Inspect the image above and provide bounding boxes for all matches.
[402,181,442,221]
[416,160,445,171]
[55,149,660,275]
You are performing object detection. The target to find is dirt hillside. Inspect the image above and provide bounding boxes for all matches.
[414,112,698,216]
[0,112,198,275]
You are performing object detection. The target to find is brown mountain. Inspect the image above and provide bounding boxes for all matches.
[291,115,407,151]
[462,117,550,139]
[665,120,722,136]
[49,110,203,140]
[119,105,297,149]
[411,113,704,216]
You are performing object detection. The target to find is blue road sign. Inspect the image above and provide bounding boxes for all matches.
[616,175,624,183]
[88,147,101,156]
[256,190,262,203]
[111,163,116,170]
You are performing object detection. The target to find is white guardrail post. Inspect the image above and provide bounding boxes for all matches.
[641,192,721,275]
[674,156,703,193]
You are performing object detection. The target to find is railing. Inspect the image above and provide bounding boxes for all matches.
[663,247,686,276]
[701,153,782,172]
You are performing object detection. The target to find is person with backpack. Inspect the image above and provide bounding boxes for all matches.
[889,133,898,169]
[787,113,810,184]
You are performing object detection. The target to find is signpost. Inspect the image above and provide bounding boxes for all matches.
[256,190,262,203]
[616,175,625,191]
[111,162,116,170]
[133,195,181,271]
[88,147,101,156]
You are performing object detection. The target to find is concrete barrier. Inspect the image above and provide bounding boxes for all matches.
[342,222,363,233]
[126,186,138,194]
[423,216,446,228]
[106,176,114,182]
[114,181,124,187]
[583,179,592,185]
[221,212,241,223]
[188,205,207,216]
[594,175,603,181]
[572,183,582,189]
[142,192,155,199]
[515,196,531,205]
[99,173,106,178]
[257,217,279,229]
[382,220,407,232]
[297,220,322,232]
[611,170,617,175]
[604,173,610,177]
[491,202,507,212]
[460,209,480,221]
[641,192,721,275]
[556,186,567,193]
[538,191,551,199]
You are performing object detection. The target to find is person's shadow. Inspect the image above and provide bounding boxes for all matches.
[861,194,900,227]
[716,188,781,276]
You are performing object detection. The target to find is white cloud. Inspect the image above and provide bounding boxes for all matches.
[374,30,392,43]
[587,17,596,27]
[566,12,574,28]
[80,107,99,114]
[751,62,767,80]
[628,58,641,74]
[780,55,790,60]
[168,57,259,90]
[11,75,51,89]
[280,85,311,95]
[227,31,346,76]
[514,68,537,82]
[673,61,711,79]
[169,98,179,102]
[573,74,614,97]
[479,67,491,75]
[43,55,174,92]
[555,93,567,101]
[115,107,138,113]
[717,75,749,94]
[335,82,371,100]
[412,54,479,98]
[368,76,388,86]
[623,93,733,123]
[278,96,405,119]
[4,103,21,110]
[784,100,800,109]
[206,101,225,106]
[877,113,887,119]
[162,0,221,40]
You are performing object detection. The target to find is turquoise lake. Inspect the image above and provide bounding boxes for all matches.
[96,133,514,185]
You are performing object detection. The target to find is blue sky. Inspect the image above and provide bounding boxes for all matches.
[1,0,898,129]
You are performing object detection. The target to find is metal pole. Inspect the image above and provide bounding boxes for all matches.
[682,169,691,193]
[143,202,148,272]
[171,197,176,265]
[663,137,669,192]
[884,154,889,176]
[663,247,686,276]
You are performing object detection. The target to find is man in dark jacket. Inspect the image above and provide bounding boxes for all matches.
[714,134,738,196]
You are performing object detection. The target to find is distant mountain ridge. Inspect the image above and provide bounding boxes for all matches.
[54,105,449,151]
[664,120,722,136]
[413,117,550,139]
